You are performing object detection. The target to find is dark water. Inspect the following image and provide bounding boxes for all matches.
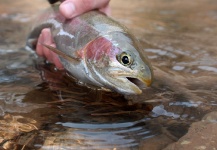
[0,0,217,149]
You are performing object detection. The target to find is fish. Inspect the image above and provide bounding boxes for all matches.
[26,6,153,95]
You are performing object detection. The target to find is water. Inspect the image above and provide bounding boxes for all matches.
[0,0,217,149]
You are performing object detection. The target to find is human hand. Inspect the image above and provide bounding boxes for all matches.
[36,0,110,69]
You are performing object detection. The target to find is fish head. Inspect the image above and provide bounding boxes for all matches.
[83,31,153,95]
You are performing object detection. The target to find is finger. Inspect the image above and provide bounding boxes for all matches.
[52,54,64,69]
[37,28,64,69]
[36,33,44,56]
[47,43,64,69]
[41,28,54,63]
[59,0,110,19]
[99,4,111,15]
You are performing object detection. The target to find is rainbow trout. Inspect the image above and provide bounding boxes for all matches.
[27,7,153,95]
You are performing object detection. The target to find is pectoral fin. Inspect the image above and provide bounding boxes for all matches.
[42,44,80,63]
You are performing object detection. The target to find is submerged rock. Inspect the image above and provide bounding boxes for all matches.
[164,111,217,150]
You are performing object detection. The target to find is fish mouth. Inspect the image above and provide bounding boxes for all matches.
[116,76,152,95]
[108,67,153,94]
[126,77,147,89]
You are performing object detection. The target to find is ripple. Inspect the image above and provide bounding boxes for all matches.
[198,66,217,73]
[172,65,185,71]
[151,105,180,118]
[6,62,28,69]
[42,118,156,149]
[144,48,177,58]
[56,121,136,129]
[0,13,32,22]
[0,92,45,116]
[169,101,202,107]
[0,49,18,55]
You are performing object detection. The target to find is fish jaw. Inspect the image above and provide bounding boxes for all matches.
[106,64,153,95]
[115,77,143,94]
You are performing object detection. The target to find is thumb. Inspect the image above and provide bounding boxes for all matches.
[59,0,110,19]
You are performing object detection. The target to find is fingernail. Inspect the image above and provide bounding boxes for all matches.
[60,2,75,18]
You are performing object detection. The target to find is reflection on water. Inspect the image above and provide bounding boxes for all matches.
[0,0,217,149]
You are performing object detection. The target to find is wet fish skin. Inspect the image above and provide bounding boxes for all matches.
[27,6,153,95]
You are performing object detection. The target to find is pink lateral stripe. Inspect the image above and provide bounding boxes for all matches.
[85,37,119,61]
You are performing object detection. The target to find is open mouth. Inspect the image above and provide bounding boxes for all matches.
[126,77,147,90]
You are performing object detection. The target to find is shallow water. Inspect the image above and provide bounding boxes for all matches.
[0,0,217,149]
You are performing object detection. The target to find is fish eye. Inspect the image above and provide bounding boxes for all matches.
[118,52,133,66]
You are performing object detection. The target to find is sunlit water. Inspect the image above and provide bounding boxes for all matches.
[0,0,217,149]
